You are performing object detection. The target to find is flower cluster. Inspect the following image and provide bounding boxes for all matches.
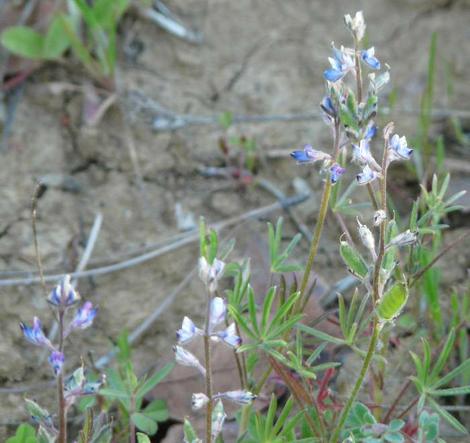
[174,257,255,441]
[290,10,413,187]
[20,275,97,377]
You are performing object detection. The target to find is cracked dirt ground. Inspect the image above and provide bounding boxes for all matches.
[0,0,469,440]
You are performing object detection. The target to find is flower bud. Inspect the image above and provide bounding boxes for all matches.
[69,301,97,331]
[20,317,53,349]
[218,390,257,405]
[388,230,418,248]
[344,11,366,42]
[191,393,209,410]
[199,257,225,292]
[209,297,226,330]
[173,345,206,377]
[357,218,377,260]
[373,210,387,226]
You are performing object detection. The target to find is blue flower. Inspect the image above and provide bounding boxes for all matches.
[361,47,380,70]
[20,317,53,349]
[352,139,381,171]
[290,145,331,165]
[70,301,97,331]
[47,275,80,307]
[320,96,337,118]
[324,46,354,82]
[330,163,346,184]
[356,164,379,185]
[364,121,377,140]
[216,323,241,348]
[388,134,413,161]
[48,351,65,376]
[209,297,226,331]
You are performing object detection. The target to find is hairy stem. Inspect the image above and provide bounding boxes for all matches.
[204,292,213,443]
[57,310,67,443]
[330,142,389,442]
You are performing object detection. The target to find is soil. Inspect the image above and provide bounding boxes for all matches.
[0,0,469,441]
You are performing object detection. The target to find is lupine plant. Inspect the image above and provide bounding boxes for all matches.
[175,10,468,443]
[19,275,104,443]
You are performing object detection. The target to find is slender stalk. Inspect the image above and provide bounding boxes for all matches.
[204,292,214,443]
[130,395,136,443]
[57,310,67,443]
[329,143,389,442]
[299,122,340,302]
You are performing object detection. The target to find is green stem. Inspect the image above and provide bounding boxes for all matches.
[57,310,67,443]
[329,321,380,443]
[204,292,214,443]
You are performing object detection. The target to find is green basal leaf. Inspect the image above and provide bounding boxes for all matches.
[136,433,151,443]
[1,26,45,59]
[6,423,37,443]
[340,241,368,279]
[131,412,158,435]
[43,16,70,59]
[377,282,408,321]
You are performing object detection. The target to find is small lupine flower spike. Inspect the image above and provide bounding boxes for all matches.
[330,163,346,184]
[20,317,53,349]
[48,351,65,376]
[48,275,80,307]
[70,301,97,331]
[218,390,257,405]
[324,45,355,82]
[388,134,413,161]
[290,144,331,165]
[191,393,209,410]
[209,297,226,330]
[177,317,201,344]
[344,11,366,41]
[216,323,241,348]
[199,257,225,292]
[361,47,381,70]
[173,345,206,376]
[356,164,379,185]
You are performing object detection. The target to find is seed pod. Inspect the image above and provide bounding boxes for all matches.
[339,241,368,279]
[377,282,408,321]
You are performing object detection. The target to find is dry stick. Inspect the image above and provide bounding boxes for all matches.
[409,231,470,288]
[0,193,308,288]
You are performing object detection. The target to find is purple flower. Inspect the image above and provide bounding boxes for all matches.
[388,134,413,161]
[48,351,65,376]
[209,297,226,330]
[330,163,346,184]
[47,275,80,307]
[290,145,331,165]
[324,46,354,82]
[320,96,337,118]
[356,164,379,185]
[70,301,97,331]
[216,323,241,348]
[176,316,201,344]
[361,47,380,70]
[20,317,53,349]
